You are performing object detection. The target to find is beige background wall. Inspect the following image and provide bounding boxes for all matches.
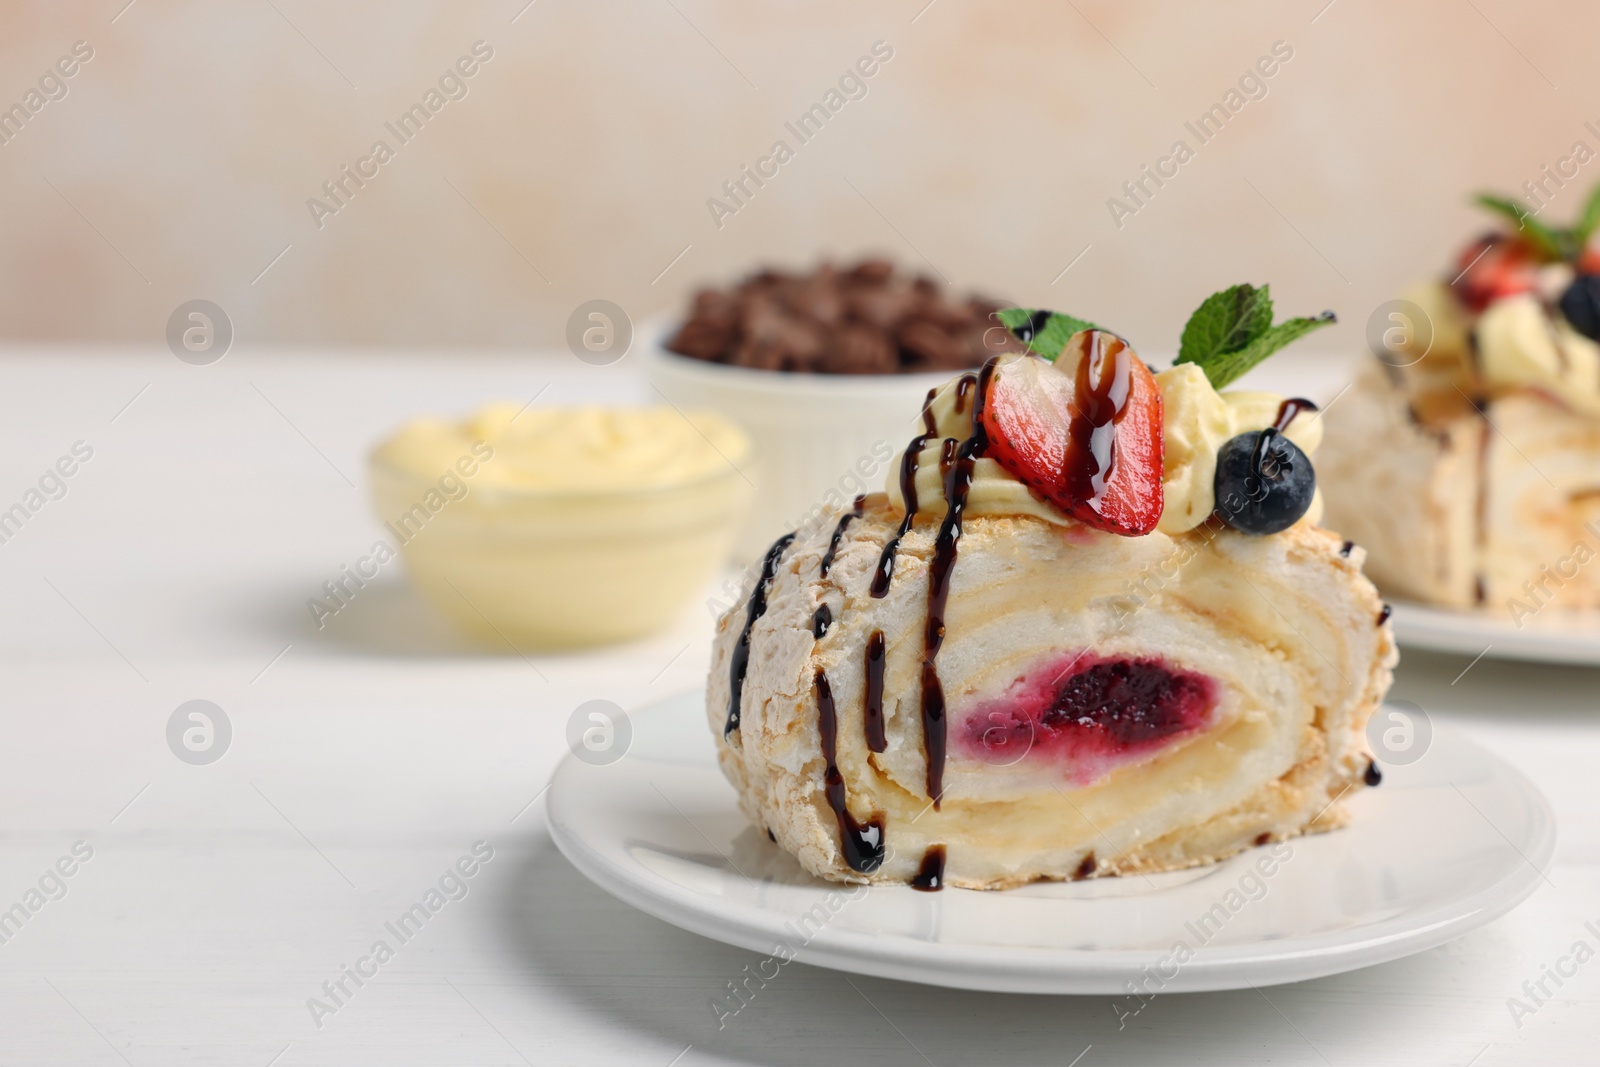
[0,0,1592,352]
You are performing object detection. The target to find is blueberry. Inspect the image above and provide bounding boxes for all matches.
[1559,274,1600,341]
[1213,430,1316,535]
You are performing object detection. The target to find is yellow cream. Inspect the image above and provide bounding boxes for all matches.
[885,353,1322,534]
[369,405,751,649]
[374,404,750,491]
[1392,280,1600,420]
[1475,293,1600,419]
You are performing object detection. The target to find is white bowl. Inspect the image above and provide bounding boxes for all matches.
[641,319,956,561]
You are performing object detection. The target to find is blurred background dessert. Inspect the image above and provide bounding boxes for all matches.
[1321,190,1600,620]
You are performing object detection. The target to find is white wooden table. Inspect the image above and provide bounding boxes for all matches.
[0,347,1594,1066]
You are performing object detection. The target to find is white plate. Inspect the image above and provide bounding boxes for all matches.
[1389,600,1600,666]
[546,690,1555,994]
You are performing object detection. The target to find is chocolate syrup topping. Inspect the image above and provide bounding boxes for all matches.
[953,372,978,415]
[1073,852,1097,880]
[1377,603,1392,626]
[812,603,833,640]
[1273,397,1319,432]
[724,532,796,738]
[873,420,934,597]
[1248,427,1283,480]
[938,436,958,480]
[815,668,886,873]
[911,845,946,891]
[921,386,938,435]
[1339,540,1355,557]
[1062,332,1138,516]
[864,630,888,753]
[1364,760,1383,787]
[820,494,866,579]
[917,356,1000,807]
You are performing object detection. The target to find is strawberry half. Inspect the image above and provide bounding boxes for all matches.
[1451,233,1539,312]
[979,330,1164,536]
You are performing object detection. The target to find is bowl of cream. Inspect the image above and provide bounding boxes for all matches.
[369,404,752,650]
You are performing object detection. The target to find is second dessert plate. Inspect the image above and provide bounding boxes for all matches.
[546,689,1555,995]
[1389,600,1600,666]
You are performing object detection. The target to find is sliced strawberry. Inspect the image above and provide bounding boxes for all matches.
[979,330,1164,536]
[1451,233,1539,312]
[1580,244,1600,277]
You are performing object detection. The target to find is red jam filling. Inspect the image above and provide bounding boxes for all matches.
[957,653,1217,783]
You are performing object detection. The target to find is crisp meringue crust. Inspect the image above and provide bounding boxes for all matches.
[709,495,1394,890]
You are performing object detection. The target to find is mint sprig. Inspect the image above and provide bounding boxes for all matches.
[1474,194,1570,261]
[1175,283,1335,389]
[995,307,1100,361]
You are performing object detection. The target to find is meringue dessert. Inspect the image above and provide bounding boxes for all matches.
[708,288,1396,889]
[1320,189,1600,619]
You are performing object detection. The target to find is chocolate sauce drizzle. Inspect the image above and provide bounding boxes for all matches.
[953,373,978,415]
[1377,603,1392,626]
[815,668,885,872]
[724,532,797,738]
[819,494,866,579]
[864,630,888,752]
[1061,332,1140,515]
[812,603,833,640]
[872,391,940,598]
[1073,852,1097,880]
[917,356,1001,807]
[1364,760,1383,787]
[1273,397,1319,432]
[1339,539,1355,557]
[911,845,946,891]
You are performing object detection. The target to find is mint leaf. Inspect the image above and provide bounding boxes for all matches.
[1474,194,1568,260]
[996,307,1100,361]
[1190,312,1337,389]
[1575,180,1600,245]
[1177,283,1272,367]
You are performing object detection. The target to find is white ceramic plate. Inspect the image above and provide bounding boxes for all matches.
[1389,600,1600,666]
[546,690,1555,994]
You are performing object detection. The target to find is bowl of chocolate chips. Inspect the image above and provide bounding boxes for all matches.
[646,258,1019,560]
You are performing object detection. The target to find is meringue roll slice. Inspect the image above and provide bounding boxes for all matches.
[709,314,1395,890]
